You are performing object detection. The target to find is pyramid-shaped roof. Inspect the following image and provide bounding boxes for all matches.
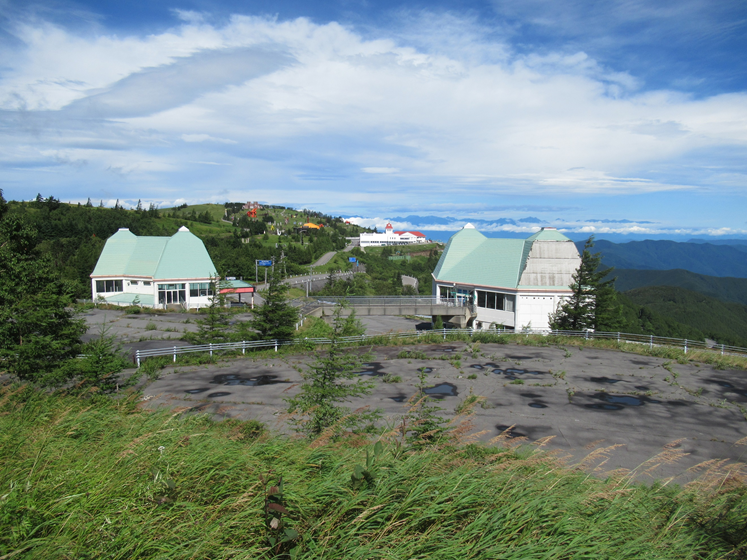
[433,226,579,290]
[91,226,217,280]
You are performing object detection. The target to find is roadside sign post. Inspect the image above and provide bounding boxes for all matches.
[255,259,273,287]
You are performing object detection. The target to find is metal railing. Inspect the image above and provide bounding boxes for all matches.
[310,296,469,307]
[133,328,747,367]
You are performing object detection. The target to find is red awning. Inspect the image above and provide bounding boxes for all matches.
[220,287,254,294]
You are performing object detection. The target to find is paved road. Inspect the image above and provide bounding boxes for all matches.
[140,341,747,481]
[312,251,338,267]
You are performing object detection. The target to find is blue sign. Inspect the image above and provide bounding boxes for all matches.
[348,257,357,262]
[257,260,273,267]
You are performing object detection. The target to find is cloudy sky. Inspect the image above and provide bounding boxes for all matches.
[1,0,746,238]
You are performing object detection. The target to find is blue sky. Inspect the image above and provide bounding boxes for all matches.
[1,0,746,238]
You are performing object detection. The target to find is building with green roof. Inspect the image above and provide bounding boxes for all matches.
[90,226,229,309]
[432,225,581,330]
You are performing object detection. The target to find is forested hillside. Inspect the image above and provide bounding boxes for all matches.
[582,239,747,277]
[624,286,747,347]
[612,269,747,306]
[2,197,354,298]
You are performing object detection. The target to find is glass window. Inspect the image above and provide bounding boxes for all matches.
[477,291,486,307]
[96,279,123,293]
[143,281,151,286]
[486,292,496,309]
[189,282,214,297]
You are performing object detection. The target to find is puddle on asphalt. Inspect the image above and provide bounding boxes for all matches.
[528,402,547,409]
[471,364,484,370]
[587,403,624,411]
[419,367,433,374]
[362,363,376,368]
[185,388,210,394]
[493,368,543,379]
[211,374,290,386]
[207,392,231,398]
[496,425,527,438]
[390,396,407,402]
[424,383,458,397]
[590,377,621,384]
[712,380,735,389]
[520,392,543,399]
[584,393,662,410]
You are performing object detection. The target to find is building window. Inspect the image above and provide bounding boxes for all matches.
[157,283,186,305]
[143,281,152,286]
[130,280,139,286]
[96,279,123,293]
[477,290,515,312]
[189,282,214,297]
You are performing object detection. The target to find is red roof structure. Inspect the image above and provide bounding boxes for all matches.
[394,231,426,237]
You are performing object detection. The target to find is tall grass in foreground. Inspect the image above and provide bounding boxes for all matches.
[2,386,746,559]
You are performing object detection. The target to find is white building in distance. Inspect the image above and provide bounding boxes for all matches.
[360,223,427,247]
[432,224,581,331]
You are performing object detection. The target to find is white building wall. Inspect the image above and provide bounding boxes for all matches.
[515,294,558,331]
[474,308,515,329]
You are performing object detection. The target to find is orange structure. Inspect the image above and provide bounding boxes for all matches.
[247,208,257,218]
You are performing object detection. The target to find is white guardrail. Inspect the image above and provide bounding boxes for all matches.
[134,329,747,367]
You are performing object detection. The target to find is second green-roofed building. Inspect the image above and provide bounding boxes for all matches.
[432,224,581,331]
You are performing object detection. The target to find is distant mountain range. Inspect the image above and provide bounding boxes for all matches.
[586,240,747,278]
[611,269,747,306]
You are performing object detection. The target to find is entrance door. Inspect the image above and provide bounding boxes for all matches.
[157,283,186,306]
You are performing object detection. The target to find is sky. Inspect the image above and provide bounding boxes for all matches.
[1,0,746,239]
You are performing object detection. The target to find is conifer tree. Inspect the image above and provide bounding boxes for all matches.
[550,236,620,331]
[0,191,86,384]
[285,304,377,436]
[192,277,231,344]
[249,271,297,340]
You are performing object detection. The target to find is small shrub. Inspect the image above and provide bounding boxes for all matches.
[382,373,402,383]
[455,393,482,415]
[509,379,524,385]
[145,322,157,331]
[467,373,477,380]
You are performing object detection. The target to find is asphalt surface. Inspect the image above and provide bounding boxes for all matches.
[138,340,747,481]
[80,309,747,481]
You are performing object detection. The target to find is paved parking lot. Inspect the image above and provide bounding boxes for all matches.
[80,309,426,361]
[139,341,747,480]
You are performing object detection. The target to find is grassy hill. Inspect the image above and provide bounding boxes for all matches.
[624,285,747,347]
[162,203,228,222]
[612,269,747,306]
[583,239,747,278]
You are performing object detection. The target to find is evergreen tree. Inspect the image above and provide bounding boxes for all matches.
[285,305,378,436]
[550,236,620,331]
[406,367,449,448]
[85,198,93,207]
[0,205,86,384]
[249,271,298,340]
[191,278,231,344]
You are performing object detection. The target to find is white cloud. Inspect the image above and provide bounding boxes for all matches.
[0,10,746,216]
[181,133,237,144]
[362,167,399,174]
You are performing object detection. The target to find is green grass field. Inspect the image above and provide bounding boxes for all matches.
[2,384,746,559]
